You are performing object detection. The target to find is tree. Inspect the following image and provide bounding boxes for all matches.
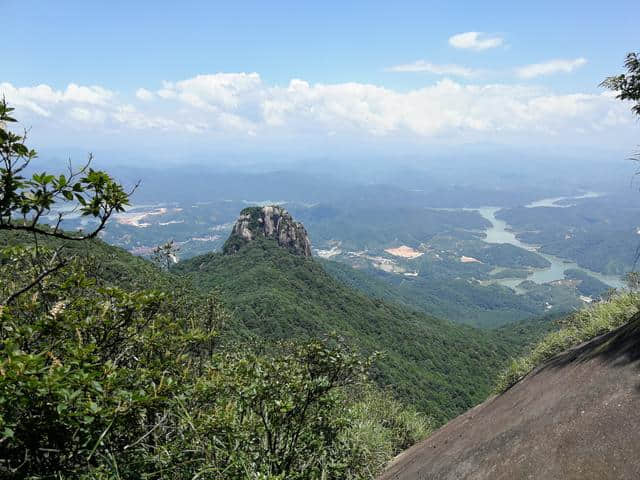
[0,248,227,478]
[166,338,375,479]
[0,100,430,480]
[601,52,640,117]
[152,239,180,271]
[0,98,132,241]
[603,53,640,269]
[0,98,133,306]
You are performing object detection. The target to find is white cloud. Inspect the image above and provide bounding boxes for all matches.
[0,83,53,116]
[135,88,154,101]
[516,58,587,78]
[0,82,114,116]
[0,75,633,148]
[68,107,106,123]
[449,32,503,51]
[386,60,476,77]
[260,78,629,138]
[63,84,114,105]
[161,73,263,110]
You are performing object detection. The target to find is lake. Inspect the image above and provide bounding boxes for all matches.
[474,205,625,291]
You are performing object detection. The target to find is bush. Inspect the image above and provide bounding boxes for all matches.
[344,386,432,477]
[154,338,372,480]
[0,247,431,478]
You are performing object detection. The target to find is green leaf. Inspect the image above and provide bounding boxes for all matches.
[91,381,104,393]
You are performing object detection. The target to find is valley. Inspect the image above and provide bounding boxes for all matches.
[83,172,634,327]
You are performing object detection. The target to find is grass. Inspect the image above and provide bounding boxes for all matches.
[494,291,640,393]
[345,385,433,477]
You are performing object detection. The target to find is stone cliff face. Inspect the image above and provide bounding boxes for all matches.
[223,205,312,257]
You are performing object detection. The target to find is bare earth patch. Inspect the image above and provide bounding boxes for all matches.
[385,246,423,259]
[460,255,481,263]
[114,208,168,228]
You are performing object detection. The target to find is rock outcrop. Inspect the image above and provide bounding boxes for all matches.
[378,314,640,480]
[223,205,312,257]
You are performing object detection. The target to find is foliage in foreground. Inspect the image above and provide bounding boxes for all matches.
[0,245,218,477]
[344,386,432,477]
[601,52,640,117]
[0,101,431,479]
[0,243,431,479]
[494,291,640,393]
[0,98,131,244]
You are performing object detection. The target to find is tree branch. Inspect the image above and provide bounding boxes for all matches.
[2,258,68,306]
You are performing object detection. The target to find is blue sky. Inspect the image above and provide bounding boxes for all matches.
[2,0,639,159]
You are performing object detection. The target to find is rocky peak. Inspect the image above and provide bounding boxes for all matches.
[222,205,312,257]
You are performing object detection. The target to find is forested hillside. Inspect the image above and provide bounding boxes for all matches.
[175,238,550,421]
[1,229,437,479]
[319,257,569,327]
[0,101,436,479]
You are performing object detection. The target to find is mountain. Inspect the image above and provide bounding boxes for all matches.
[174,207,549,422]
[223,205,312,257]
[378,311,640,480]
[0,227,433,479]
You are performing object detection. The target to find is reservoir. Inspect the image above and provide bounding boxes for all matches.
[474,205,626,291]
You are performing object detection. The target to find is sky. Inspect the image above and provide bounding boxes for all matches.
[2,0,639,162]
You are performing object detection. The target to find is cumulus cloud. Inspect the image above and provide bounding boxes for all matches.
[0,81,201,134]
[0,82,114,116]
[68,107,106,124]
[0,73,633,148]
[448,32,503,51]
[516,58,587,78]
[160,73,263,110]
[63,84,114,105]
[135,88,154,101]
[386,61,476,77]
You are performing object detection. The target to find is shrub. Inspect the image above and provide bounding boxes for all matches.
[343,386,432,477]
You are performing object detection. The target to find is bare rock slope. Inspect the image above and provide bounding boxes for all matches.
[379,314,640,480]
[223,205,312,257]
